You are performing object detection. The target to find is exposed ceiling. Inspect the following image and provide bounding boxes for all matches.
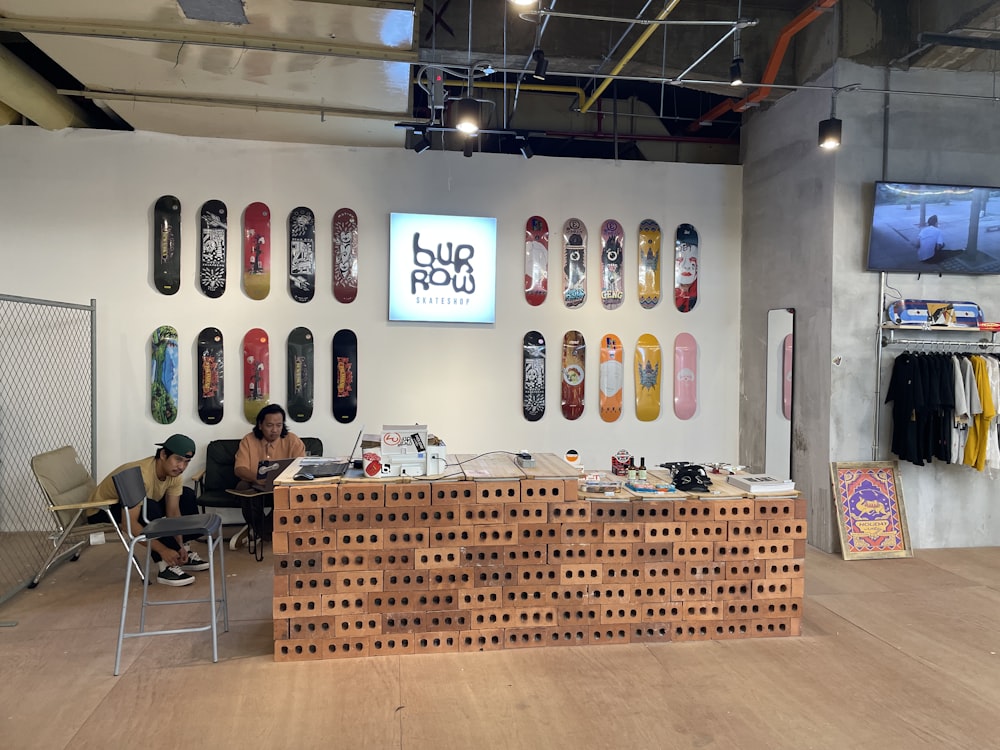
[1,1,999,164]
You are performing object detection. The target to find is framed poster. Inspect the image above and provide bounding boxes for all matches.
[830,461,912,560]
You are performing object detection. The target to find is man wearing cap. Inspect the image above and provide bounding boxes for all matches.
[89,434,208,586]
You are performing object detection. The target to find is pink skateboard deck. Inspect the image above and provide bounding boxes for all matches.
[600,219,624,310]
[333,208,359,303]
[243,327,270,423]
[524,215,548,306]
[673,332,697,420]
[243,202,270,300]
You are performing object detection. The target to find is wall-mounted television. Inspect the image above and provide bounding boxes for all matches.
[388,212,497,324]
[866,181,1000,274]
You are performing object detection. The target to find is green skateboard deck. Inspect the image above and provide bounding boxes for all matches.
[287,326,314,423]
[153,196,180,296]
[197,326,224,425]
[151,325,179,424]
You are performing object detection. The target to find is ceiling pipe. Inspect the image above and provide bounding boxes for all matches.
[579,0,683,115]
[438,78,586,109]
[687,0,839,132]
[0,100,20,125]
[0,44,90,129]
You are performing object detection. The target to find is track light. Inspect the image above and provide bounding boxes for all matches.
[455,97,480,135]
[413,135,431,153]
[818,117,842,149]
[463,138,475,158]
[516,136,533,159]
[531,49,548,81]
[729,57,744,86]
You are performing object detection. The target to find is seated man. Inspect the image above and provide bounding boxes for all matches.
[89,433,208,586]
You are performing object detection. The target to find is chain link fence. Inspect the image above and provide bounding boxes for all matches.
[0,294,95,606]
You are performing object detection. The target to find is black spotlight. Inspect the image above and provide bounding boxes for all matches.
[531,49,548,81]
[516,136,533,159]
[729,56,744,86]
[818,117,842,149]
[413,135,431,153]
[463,138,475,157]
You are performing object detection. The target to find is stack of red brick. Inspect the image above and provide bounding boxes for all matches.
[271,479,806,661]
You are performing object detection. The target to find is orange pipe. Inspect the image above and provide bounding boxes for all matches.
[687,0,839,132]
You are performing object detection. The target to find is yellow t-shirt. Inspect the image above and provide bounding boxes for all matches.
[90,455,184,505]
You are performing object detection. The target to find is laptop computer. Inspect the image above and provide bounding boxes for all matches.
[297,428,365,478]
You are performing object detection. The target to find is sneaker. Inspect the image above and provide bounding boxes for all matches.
[180,550,210,571]
[157,565,195,586]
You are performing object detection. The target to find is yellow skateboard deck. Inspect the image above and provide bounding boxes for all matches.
[634,333,661,422]
[638,219,661,309]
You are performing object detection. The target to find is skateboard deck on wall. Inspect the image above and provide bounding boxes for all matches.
[673,332,697,420]
[243,328,270,423]
[197,326,224,425]
[289,206,316,303]
[333,328,358,424]
[525,215,549,306]
[885,299,984,327]
[600,219,625,310]
[151,325,179,425]
[634,333,661,422]
[153,196,180,295]
[561,330,585,420]
[637,218,661,309]
[243,202,270,300]
[675,223,699,313]
[562,219,587,308]
[333,208,359,304]
[523,331,546,421]
[199,199,227,298]
[782,333,793,421]
[599,333,624,423]
[287,326,314,423]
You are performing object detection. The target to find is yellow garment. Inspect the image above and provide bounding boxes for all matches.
[963,356,996,471]
[90,455,183,503]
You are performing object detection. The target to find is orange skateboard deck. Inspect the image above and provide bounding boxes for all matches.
[561,330,585,420]
[673,332,697,420]
[243,327,270,423]
[634,333,661,422]
[637,218,661,309]
[243,202,270,300]
[524,215,548,306]
[599,333,624,423]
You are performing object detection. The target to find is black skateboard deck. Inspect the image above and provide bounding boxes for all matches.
[523,330,546,421]
[153,195,181,295]
[197,326,224,425]
[333,328,358,424]
[289,206,316,303]
[199,199,227,298]
[287,326,314,423]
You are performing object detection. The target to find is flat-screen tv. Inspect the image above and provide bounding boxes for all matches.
[388,212,497,324]
[867,181,1000,274]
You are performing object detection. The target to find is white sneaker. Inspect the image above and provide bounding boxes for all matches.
[230,524,250,551]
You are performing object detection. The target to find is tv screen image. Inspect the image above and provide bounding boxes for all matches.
[388,212,497,324]
[866,181,1000,275]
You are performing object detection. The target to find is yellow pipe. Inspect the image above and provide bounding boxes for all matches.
[579,0,683,114]
[0,100,19,125]
[440,79,586,109]
[0,45,90,129]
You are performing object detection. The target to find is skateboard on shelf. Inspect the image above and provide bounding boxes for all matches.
[675,223,699,313]
[197,326,224,425]
[782,333,793,421]
[153,196,180,295]
[287,326,314,423]
[523,331,546,421]
[243,202,270,300]
[561,330,585,420]
[243,328,270,423]
[673,332,697,420]
[151,325,179,425]
[599,333,624,423]
[333,328,358,424]
[637,218,661,309]
[634,333,661,422]
[289,206,316,303]
[600,219,624,310]
[199,199,227,298]
[524,215,549,306]
[562,218,587,309]
[885,299,984,327]
[333,208,359,304]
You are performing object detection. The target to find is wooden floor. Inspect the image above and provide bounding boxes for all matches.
[3,542,1000,750]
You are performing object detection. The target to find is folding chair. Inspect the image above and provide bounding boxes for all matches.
[29,445,141,587]
[113,466,228,676]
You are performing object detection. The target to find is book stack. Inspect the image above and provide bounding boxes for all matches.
[727,474,795,494]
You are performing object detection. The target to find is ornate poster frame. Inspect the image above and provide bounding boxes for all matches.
[830,461,913,560]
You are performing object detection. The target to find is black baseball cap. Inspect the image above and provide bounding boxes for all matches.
[157,434,196,458]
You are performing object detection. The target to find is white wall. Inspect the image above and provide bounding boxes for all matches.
[0,127,742,483]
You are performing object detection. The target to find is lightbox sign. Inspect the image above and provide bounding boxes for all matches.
[388,212,497,324]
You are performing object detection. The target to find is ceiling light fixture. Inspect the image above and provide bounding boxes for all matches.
[463,138,475,157]
[455,97,480,135]
[509,0,537,6]
[516,136,533,159]
[730,22,743,86]
[818,114,842,149]
[531,50,548,81]
[412,135,431,153]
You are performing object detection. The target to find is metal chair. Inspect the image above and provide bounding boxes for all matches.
[29,445,141,587]
[112,466,228,675]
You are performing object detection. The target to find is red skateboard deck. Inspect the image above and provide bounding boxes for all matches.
[243,202,270,300]
[333,328,358,424]
[289,206,315,303]
[243,327,270,423]
[673,332,697,420]
[153,195,180,296]
[675,223,699,313]
[199,199,227,298]
[600,219,625,310]
[599,333,624,423]
[561,330,585,420]
[525,215,548,306]
[197,326,223,425]
[562,219,587,308]
[151,325,178,424]
[634,333,661,422]
[637,219,661,309]
[287,326,314,423]
[333,208,359,303]
[782,333,793,420]
[523,331,546,421]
